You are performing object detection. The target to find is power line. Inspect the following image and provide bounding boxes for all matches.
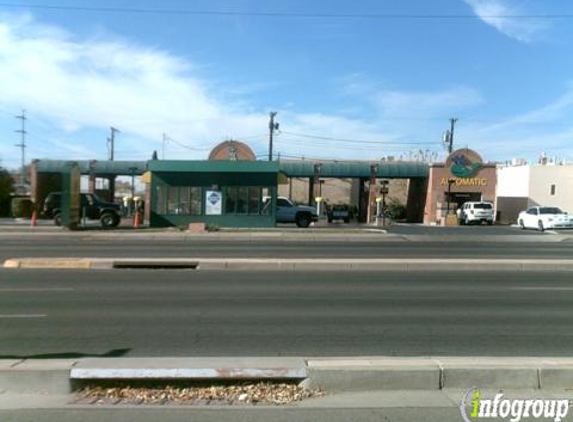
[162,135,211,152]
[0,4,572,19]
[275,136,417,152]
[281,131,438,146]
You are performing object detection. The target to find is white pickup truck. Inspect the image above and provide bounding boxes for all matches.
[264,196,319,228]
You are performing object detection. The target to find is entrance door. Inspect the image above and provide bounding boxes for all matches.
[448,192,482,210]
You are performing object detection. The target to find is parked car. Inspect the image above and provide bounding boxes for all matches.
[264,196,318,228]
[43,192,122,228]
[457,201,494,225]
[517,206,573,231]
[326,204,353,223]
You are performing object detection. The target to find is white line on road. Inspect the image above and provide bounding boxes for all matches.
[511,287,573,291]
[0,314,47,318]
[0,288,74,292]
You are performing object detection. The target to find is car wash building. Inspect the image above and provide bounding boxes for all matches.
[146,160,281,228]
[423,149,497,225]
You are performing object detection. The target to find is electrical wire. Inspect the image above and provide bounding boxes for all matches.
[0,4,572,20]
[279,131,438,146]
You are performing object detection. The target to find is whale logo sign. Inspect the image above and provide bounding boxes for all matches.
[208,192,220,205]
[445,149,483,178]
[205,190,222,215]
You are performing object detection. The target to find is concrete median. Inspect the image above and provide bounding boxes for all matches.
[4,257,573,272]
[4,357,573,396]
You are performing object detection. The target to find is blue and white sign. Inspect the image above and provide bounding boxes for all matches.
[205,190,222,215]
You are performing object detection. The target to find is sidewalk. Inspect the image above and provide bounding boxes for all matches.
[2,357,573,421]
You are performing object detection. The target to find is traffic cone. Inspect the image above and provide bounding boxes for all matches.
[133,210,141,229]
[30,210,37,227]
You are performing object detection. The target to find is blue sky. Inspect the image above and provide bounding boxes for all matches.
[1,0,573,169]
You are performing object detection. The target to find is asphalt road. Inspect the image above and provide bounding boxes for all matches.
[1,269,573,358]
[1,236,572,261]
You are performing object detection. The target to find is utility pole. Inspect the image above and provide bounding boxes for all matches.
[162,133,167,160]
[108,127,120,161]
[268,112,279,161]
[448,118,458,153]
[14,109,27,185]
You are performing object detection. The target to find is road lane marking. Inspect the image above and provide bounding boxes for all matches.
[0,314,47,318]
[511,287,573,291]
[0,288,74,292]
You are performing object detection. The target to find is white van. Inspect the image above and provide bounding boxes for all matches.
[457,202,494,225]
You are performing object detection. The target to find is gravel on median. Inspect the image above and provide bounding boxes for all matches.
[77,382,324,406]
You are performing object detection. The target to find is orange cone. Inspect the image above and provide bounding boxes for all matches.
[30,210,37,227]
[133,210,141,229]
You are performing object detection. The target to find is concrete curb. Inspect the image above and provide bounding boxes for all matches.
[70,357,307,380]
[4,357,573,396]
[4,257,573,272]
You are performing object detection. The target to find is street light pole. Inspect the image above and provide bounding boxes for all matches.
[447,178,455,216]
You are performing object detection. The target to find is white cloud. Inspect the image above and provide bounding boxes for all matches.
[462,0,548,42]
[375,87,484,117]
[3,14,565,167]
[0,15,477,166]
[455,83,573,161]
[0,15,262,160]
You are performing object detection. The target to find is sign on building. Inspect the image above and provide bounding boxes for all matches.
[205,190,222,215]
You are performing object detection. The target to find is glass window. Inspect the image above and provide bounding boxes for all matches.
[277,198,292,207]
[167,187,179,214]
[540,207,564,215]
[248,187,260,214]
[236,187,248,214]
[474,203,492,209]
[155,186,167,214]
[178,187,191,215]
[551,184,556,196]
[226,187,237,214]
[261,188,271,215]
[190,187,202,215]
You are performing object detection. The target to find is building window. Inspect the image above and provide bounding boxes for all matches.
[155,186,203,215]
[155,186,167,214]
[551,184,556,196]
[225,186,270,215]
[167,187,179,214]
[248,187,260,214]
[190,187,202,215]
[179,187,203,215]
[236,187,248,214]
[226,187,237,214]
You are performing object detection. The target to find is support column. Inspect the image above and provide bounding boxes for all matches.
[311,163,322,206]
[108,176,116,203]
[88,160,96,194]
[308,177,315,206]
[357,178,367,223]
[366,164,378,224]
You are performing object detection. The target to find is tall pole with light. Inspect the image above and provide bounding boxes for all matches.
[380,180,389,226]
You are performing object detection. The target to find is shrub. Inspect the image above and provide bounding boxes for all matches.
[387,203,407,220]
[11,197,33,218]
[0,168,14,217]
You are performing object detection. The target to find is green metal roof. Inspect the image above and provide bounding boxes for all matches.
[148,160,280,173]
[34,160,147,175]
[33,158,428,178]
[278,160,428,178]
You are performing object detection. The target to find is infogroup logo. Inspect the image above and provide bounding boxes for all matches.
[460,388,570,422]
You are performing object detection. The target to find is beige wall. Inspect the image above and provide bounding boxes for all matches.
[528,165,573,213]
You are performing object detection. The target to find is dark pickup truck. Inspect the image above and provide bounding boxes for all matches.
[43,192,122,228]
